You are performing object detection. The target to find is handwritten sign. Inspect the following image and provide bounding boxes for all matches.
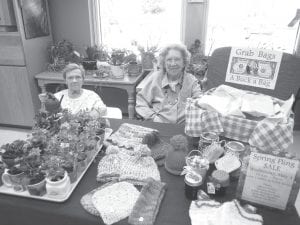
[241,152,299,210]
[226,47,282,90]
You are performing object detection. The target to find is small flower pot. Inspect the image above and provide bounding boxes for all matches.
[142,53,155,70]
[63,164,78,183]
[82,60,97,70]
[96,128,105,146]
[76,158,88,176]
[0,169,4,186]
[127,62,141,76]
[110,65,124,79]
[27,177,46,196]
[46,171,71,196]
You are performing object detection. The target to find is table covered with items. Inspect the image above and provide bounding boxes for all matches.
[0,114,300,225]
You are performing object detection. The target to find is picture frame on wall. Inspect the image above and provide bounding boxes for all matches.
[20,0,50,39]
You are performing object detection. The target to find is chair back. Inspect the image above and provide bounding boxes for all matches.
[206,47,300,100]
[104,107,123,119]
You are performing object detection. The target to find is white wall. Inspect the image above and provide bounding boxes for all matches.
[48,0,92,55]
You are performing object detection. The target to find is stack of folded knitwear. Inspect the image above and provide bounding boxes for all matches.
[81,123,168,225]
[81,178,167,225]
[106,123,167,161]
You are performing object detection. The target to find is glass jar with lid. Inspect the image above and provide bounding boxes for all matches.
[198,132,219,152]
[184,172,203,200]
[206,170,230,197]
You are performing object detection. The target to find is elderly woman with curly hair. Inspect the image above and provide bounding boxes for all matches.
[136,43,202,124]
[54,63,107,117]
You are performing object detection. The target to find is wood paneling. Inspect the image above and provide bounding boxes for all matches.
[0,66,34,126]
[0,33,25,66]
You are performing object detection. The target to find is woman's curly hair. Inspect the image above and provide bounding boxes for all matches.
[158,43,191,73]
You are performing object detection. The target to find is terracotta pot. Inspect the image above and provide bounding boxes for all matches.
[27,178,46,196]
[0,169,4,186]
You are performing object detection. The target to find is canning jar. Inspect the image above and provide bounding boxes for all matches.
[198,132,219,152]
[184,172,203,200]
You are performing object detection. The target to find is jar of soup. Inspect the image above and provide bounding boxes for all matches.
[184,172,203,200]
[198,132,219,152]
[206,170,230,197]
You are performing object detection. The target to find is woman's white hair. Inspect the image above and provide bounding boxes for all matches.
[62,63,85,80]
[158,43,191,73]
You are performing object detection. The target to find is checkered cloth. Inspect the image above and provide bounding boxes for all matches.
[185,98,294,151]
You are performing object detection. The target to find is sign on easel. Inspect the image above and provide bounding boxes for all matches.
[239,152,299,210]
[226,47,282,90]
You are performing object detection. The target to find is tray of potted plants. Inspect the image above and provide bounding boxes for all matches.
[0,109,112,202]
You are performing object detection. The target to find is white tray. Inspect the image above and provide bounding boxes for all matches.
[0,128,113,203]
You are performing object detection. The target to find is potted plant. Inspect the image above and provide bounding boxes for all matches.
[124,53,141,76]
[1,165,26,191]
[1,140,26,167]
[134,42,159,70]
[82,45,109,70]
[19,148,46,196]
[109,48,128,79]
[43,155,71,196]
[61,153,77,183]
[75,146,88,175]
[0,162,5,186]
[47,40,80,72]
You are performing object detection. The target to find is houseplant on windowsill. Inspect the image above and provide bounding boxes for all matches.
[82,45,110,71]
[47,40,80,72]
[133,42,159,71]
[109,48,128,79]
[124,53,141,77]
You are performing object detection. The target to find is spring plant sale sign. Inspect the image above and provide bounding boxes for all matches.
[226,47,282,90]
[241,152,299,210]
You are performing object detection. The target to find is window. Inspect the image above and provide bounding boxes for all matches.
[205,0,300,55]
[98,0,182,50]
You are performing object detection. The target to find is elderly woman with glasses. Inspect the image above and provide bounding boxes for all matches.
[54,63,107,117]
[136,43,202,124]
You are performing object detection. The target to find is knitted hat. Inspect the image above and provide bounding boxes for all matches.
[92,182,140,225]
[120,155,161,185]
[96,151,122,182]
[128,178,167,225]
[164,135,189,175]
[189,199,263,225]
[97,148,161,184]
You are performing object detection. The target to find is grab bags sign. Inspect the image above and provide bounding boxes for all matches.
[241,152,299,210]
[226,47,282,90]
